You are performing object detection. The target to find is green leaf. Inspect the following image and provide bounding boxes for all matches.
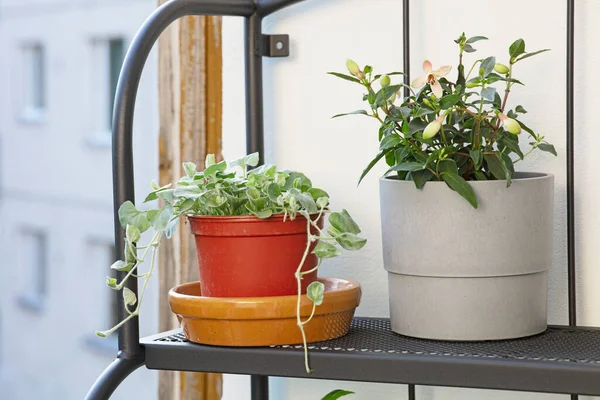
[408,119,428,135]
[154,205,173,231]
[183,162,196,178]
[515,105,527,114]
[441,172,478,208]
[481,87,496,101]
[126,225,141,243]
[484,153,506,181]
[375,84,401,106]
[466,35,488,44]
[475,171,487,180]
[111,260,133,272]
[509,39,526,60]
[439,93,461,109]
[328,227,367,251]
[308,188,329,201]
[316,196,329,209]
[313,241,342,258]
[358,149,390,184]
[123,287,137,307]
[266,182,282,202]
[332,110,368,118]
[174,186,202,199]
[204,160,227,177]
[469,150,482,168]
[165,216,180,239]
[437,159,458,175]
[379,134,402,150]
[480,56,496,77]
[501,137,524,159]
[106,277,117,288]
[389,162,425,172]
[255,209,273,219]
[500,153,514,187]
[463,44,476,53]
[395,146,410,163]
[321,390,355,400]
[411,168,434,189]
[538,143,557,156]
[290,191,318,214]
[329,209,361,234]
[515,49,550,62]
[307,281,325,306]
[327,72,361,83]
[205,154,216,168]
[118,201,150,233]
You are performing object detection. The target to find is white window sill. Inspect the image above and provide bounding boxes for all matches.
[17,295,45,313]
[18,108,46,125]
[85,132,112,148]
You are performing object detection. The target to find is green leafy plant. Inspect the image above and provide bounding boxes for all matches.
[321,389,355,399]
[331,34,556,208]
[96,153,366,372]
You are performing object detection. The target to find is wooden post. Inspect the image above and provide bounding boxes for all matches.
[157,2,223,398]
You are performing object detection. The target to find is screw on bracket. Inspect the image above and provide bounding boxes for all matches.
[260,34,289,57]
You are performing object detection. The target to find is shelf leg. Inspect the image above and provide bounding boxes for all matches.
[251,375,269,400]
[85,357,144,400]
[408,384,415,400]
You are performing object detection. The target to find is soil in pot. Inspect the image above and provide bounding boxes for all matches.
[188,213,323,297]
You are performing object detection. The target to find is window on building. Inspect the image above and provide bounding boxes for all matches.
[89,38,125,145]
[17,230,48,312]
[21,44,46,122]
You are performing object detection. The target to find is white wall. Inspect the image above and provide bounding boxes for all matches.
[222,0,600,398]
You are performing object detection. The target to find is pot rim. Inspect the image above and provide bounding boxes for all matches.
[186,213,321,222]
[381,171,553,184]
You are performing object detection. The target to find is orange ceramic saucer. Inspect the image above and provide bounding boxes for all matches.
[169,277,361,346]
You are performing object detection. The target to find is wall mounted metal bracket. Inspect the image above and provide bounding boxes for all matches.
[260,34,289,57]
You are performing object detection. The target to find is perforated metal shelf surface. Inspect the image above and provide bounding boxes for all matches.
[141,318,600,395]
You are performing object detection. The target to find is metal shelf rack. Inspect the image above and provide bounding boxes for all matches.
[86,0,585,399]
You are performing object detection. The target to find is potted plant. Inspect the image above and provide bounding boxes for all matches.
[331,34,555,340]
[97,153,366,370]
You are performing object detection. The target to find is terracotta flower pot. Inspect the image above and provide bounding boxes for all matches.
[188,214,322,297]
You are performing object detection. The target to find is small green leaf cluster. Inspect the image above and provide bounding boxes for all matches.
[330,34,556,208]
[97,153,366,373]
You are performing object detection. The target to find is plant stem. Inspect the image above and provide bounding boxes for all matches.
[295,208,325,374]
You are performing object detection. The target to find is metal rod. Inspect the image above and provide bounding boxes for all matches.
[408,383,416,400]
[85,357,144,400]
[245,13,265,163]
[403,2,414,398]
[566,0,576,328]
[251,375,269,400]
[567,0,577,398]
[112,0,256,358]
[402,0,410,98]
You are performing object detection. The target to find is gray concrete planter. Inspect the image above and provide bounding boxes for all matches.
[380,172,554,341]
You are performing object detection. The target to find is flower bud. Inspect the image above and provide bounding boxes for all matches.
[494,63,510,74]
[498,113,521,135]
[346,59,361,77]
[503,118,521,134]
[423,121,441,139]
[466,81,479,89]
[379,74,391,87]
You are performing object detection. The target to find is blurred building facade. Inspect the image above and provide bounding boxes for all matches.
[0,0,159,398]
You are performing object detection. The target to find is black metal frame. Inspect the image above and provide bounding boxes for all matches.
[87,0,581,399]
